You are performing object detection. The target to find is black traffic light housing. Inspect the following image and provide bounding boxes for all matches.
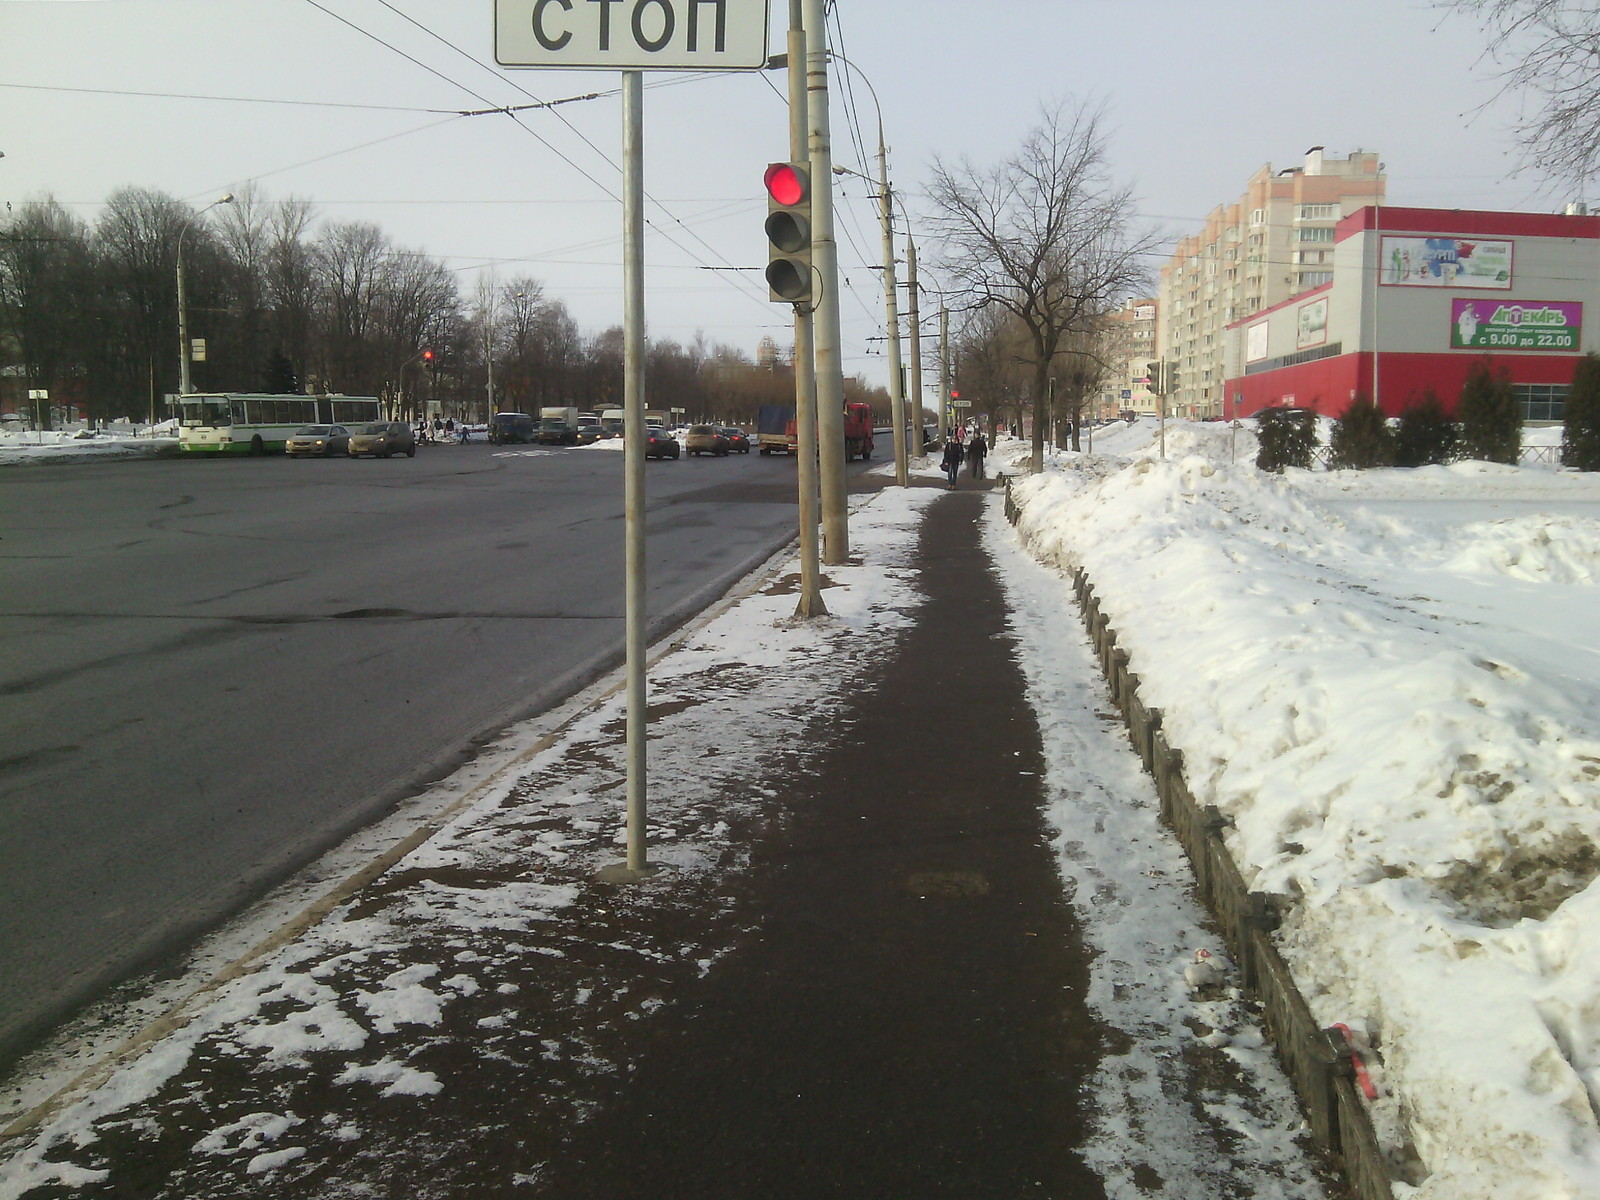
[1145,361,1162,395]
[764,162,813,305]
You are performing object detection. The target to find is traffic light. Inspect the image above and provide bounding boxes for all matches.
[764,162,813,304]
[1145,361,1162,394]
[1167,364,1180,394]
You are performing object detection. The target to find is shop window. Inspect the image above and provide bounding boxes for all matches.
[1515,383,1568,422]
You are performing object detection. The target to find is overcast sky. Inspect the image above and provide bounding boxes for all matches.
[0,0,1560,389]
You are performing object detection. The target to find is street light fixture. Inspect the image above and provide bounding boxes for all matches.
[176,193,233,398]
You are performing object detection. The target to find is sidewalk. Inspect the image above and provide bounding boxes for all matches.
[0,478,1329,1200]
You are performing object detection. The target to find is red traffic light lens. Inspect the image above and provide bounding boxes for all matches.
[764,162,807,206]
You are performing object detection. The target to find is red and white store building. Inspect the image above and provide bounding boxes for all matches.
[1224,206,1600,421]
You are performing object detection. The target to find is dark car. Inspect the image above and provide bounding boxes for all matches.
[284,424,352,457]
[645,427,681,459]
[575,415,603,444]
[488,412,536,444]
[536,417,579,446]
[684,424,730,456]
[348,421,416,458]
[718,426,751,454]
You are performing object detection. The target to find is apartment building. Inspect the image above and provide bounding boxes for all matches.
[1157,147,1386,417]
[1092,297,1159,419]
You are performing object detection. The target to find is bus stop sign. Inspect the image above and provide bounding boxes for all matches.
[495,0,771,70]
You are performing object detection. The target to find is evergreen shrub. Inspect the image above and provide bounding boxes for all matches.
[1562,353,1600,471]
[1393,390,1458,468]
[1255,407,1318,472]
[1329,396,1393,469]
[1457,361,1520,464]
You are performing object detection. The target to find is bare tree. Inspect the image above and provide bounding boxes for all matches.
[267,198,319,389]
[927,98,1158,470]
[1441,1,1600,186]
[0,199,93,427]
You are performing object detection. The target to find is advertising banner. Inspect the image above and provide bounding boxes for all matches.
[1296,297,1328,350]
[1451,299,1581,350]
[1383,235,1513,288]
[1245,322,1269,362]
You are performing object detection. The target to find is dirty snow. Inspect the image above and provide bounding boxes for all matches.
[1002,418,1600,1199]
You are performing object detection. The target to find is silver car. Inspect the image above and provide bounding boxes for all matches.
[284,424,352,457]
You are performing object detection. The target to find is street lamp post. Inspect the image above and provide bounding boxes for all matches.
[176,193,233,398]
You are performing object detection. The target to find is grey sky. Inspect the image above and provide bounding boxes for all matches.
[1,0,1548,388]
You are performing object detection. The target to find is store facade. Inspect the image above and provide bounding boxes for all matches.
[1223,206,1600,420]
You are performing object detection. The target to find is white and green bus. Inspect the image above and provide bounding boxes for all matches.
[178,393,384,454]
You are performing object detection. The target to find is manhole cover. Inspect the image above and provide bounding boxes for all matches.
[905,871,991,898]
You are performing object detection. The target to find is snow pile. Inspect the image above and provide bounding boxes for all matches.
[1006,442,1600,1198]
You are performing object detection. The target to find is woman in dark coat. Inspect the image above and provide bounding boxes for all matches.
[941,437,965,488]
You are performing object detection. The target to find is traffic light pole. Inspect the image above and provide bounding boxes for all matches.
[803,0,848,564]
[786,0,826,618]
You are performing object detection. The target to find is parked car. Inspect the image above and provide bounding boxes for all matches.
[645,427,681,459]
[348,421,416,458]
[684,424,730,456]
[718,426,751,454]
[284,424,352,457]
[488,412,536,444]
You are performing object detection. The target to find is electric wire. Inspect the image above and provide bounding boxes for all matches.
[367,0,776,316]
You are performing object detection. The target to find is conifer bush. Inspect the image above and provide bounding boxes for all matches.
[1255,407,1318,472]
[1562,353,1600,471]
[1329,396,1393,469]
[1457,361,1521,464]
[1393,390,1458,468]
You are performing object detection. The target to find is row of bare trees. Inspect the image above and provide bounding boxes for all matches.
[926,99,1160,462]
[0,183,887,430]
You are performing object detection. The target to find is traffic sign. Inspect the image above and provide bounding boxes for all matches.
[950,399,971,408]
[495,0,770,70]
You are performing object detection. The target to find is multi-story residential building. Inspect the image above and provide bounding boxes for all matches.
[1092,297,1159,419]
[1157,147,1386,417]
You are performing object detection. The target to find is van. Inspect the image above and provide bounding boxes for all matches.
[488,412,536,444]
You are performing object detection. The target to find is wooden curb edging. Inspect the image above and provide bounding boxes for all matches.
[1004,480,1396,1200]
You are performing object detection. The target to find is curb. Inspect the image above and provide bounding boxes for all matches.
[1004,477,1396,1200]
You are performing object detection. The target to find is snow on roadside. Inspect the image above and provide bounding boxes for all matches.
[1001,428,1600,1199]
[985,498,1328,1199]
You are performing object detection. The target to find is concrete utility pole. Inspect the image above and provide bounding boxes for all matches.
[939,305,950,445]
[786,0,825,617]
[905,234,923,463]
[803,0,848,563]
[876,149,907,487]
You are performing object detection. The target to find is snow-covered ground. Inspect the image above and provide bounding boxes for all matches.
[4,419,1596,1198]
[0,422,177,463]
[1001,419,1600,1198]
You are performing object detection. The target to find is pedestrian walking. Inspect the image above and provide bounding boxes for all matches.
[941,438,964,489]
[966,432,989,480]
[458,423,470,444]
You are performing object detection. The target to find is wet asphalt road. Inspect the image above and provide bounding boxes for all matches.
[0,441,836,1064]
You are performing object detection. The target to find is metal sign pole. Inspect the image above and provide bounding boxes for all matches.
[620,69,652,878]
